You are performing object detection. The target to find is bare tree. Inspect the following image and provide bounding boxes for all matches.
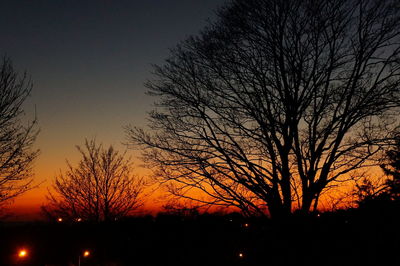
[128,0,400,218]
[0,56,38,208]
[43,139,144,222]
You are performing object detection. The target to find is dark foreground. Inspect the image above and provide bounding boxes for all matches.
[1,208,399,266]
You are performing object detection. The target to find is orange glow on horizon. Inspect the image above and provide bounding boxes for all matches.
[6,163,384,219]
[7,161,161,219]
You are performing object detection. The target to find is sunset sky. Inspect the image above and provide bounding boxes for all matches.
[1,0,226,219]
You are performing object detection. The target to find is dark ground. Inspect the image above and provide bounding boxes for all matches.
[1,207,400,266]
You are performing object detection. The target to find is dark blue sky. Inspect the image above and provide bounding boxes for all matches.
[0,0,226,213]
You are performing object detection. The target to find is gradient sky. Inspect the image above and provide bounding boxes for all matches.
[1,0,226,219]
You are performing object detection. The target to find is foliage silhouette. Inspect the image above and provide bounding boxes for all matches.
[381,136,400,199]
[356,135,400,210]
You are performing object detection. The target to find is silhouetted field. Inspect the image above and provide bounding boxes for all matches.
[1,208,400,266]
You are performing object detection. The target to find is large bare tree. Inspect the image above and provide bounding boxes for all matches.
[0,57,38,208]
[128,0,400,218]
[44,140,144,222]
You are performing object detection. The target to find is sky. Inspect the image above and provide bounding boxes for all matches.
[0,0,226,219]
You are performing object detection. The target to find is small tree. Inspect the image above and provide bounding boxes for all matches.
[353,178,387,206]
[43,139,144,222]
[0,56,38,207]
[354,135,400,207]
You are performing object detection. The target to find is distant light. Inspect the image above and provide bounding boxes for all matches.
[317,214,321,217]
[76,218,82,222]
[83,250,90,257]
[244,223,249,227]
[18,249,27,258]
[57,218,63,222]
[239,252,244,258]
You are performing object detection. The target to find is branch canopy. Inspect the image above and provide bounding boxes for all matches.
[0,56,38,207]
[44,139,144,222]
[128,0,400,218]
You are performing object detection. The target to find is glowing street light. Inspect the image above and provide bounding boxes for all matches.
[238,252,244,258]
[57,217,63,222]
[18,249,28,258]
[78,249,91,266]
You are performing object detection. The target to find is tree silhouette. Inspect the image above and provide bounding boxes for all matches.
[0,56,38,207]
[43,139,144,222]
[381,136,400,200]
[355,135,400,204]
[128,0,400,218]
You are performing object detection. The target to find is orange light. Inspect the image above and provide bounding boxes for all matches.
[77,218,82,222]
[57,217,63,222]
[239,252,244,258]
[18,249,27,258]
[244,223,249,227]
[83,250,90,257]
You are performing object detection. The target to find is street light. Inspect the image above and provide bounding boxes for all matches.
[18,249,28,258]
[78,250,90,266]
